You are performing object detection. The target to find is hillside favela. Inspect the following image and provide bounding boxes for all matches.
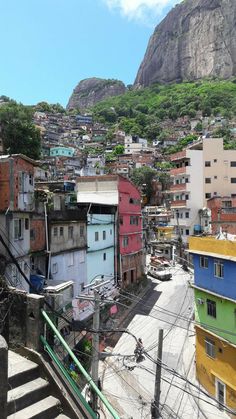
[1,0,236,418]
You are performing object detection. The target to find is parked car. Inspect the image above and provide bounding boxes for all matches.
[148,265,172,281]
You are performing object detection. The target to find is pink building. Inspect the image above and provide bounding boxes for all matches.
[118,176,143,285]
[77,175,144,287]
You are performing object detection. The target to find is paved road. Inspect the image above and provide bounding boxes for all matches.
[99,264,229,419]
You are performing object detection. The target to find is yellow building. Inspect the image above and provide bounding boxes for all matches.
[155,225,174,241]
[196,326,236,413]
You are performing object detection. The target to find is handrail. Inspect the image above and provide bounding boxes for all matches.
[40,335,97,419]
[41,309,120,419]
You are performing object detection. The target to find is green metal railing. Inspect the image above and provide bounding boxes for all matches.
[41,309,120,419]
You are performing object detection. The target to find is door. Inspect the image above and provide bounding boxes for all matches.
[216,379,225,410]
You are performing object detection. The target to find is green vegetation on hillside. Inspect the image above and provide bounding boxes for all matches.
[91,80,236,140]
[0,101,41,159]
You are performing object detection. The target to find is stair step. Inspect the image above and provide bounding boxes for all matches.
[54,416,71,418]
[8,377,50,415]
[8,351,39,389]
[7,395,61,419]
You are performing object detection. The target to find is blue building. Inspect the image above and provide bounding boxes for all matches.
[86,208,115,284]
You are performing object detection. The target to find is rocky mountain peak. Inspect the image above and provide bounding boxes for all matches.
[67,77,126,110]
[135,0,236,86]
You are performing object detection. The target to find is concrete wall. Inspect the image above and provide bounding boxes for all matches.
[196,326,236,411]
[118,177,142,255]
[50,249,86,297]
[195,288,236,344]
[87,214,115,284]
[50,221,86,254]
[0,335,8,419]
[193,253,236,300]
[203,138,236,202]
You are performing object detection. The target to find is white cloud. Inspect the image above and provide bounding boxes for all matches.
[103,0,181,24]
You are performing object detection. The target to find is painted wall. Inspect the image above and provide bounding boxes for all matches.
[196,326,236,411]
[118,177,142,255]
[194,288,236,345]
[0,156,35,212]
[193,254,236,300]
[50,147,75,157]
[50,249,86,297]
[203,138,236,202]
[50,221,86,254]
[87,213,115,284]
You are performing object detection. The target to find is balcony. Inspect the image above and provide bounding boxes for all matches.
[170,166,187,176]
[171,200,187,208]
[170,150,186,162]
[170,183,187,192]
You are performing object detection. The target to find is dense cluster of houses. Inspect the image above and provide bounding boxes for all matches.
[0,154,144,300]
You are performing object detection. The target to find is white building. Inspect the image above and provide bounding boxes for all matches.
[169,138,236,242]
[124,135,148,154]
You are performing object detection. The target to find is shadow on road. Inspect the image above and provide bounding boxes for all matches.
[120,282,162,328]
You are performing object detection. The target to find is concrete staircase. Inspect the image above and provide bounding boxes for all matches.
[8,351,71,419]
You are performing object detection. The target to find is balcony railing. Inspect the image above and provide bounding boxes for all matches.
[170,167,187,176]
[170,150,187,161]
[170,183,187,192]
[171,200,187,207]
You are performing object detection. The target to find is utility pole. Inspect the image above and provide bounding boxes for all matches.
[91,289,100,412]
[152,329,163,419]
[76,278,113,412]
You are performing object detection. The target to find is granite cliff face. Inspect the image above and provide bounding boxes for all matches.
[67,78,126,110]
[135,0,236,86]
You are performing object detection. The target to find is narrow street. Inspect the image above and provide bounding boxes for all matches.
[99,264,230,419]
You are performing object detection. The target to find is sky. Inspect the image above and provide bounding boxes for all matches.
[0,0,180,107]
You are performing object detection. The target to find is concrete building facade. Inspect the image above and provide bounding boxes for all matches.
[189,236,236,412]
[169,138,236,242]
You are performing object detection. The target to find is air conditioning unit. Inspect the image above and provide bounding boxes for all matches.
[197,298,205,305]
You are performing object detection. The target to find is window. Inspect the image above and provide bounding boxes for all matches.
[230,161,236,167]
[60,227,64,237]
[14,219,23,240]
[200,256,208,268]
[185,212,189,218]
[185,229,189,236]
[205,161,211,167]
[119,216,123,225]
[222,200,232,208]
[207,299,216,318]
[103,253,106,261]
[103,231,106,240]
[52,263,58,274]
[205,193,211,199]
[205,338,216,358]
[123,236,129,247]
[205,178,211,184]
[29,174,33,185]
[213,159,217,163]
[25,218,29,230]
[214,260,224,278]
[30,229,35,240]
[95,231,99,241]
[185,194,189,200]
[68,253,74,266]
[68,226,73,239]
[231,178,236,183]
[80,225,84,237]
[53,227,58,237]
[130,216,139,225]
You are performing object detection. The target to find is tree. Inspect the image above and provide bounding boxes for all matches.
[0,103,41,159]
[113,144,125,155]
[131,166,157,203]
